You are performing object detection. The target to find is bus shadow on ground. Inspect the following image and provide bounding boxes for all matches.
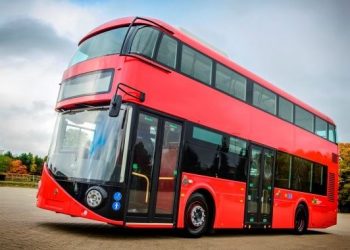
[38,222,328,239]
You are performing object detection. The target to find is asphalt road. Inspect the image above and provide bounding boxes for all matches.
[1,187,350,250]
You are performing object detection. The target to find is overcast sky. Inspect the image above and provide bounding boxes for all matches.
[0,0,349,156]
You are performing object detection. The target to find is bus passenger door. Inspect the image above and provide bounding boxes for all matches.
[126,111,182,224]
[245,145,275,228]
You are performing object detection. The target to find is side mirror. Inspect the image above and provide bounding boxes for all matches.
[109,94,122,117]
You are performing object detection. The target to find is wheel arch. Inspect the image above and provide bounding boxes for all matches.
[177,183,217,229]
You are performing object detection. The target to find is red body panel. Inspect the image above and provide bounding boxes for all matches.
[177,173,246,229]
[39,17,338,230]
[273,188,337,228]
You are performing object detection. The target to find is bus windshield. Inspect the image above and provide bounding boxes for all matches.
[47,106,128,184]
[69,27,128,66]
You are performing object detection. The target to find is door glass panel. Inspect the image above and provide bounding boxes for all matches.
[247,147,262,223]
[261,150,274,222]
[128,113,158,214]
[155,121,182,215]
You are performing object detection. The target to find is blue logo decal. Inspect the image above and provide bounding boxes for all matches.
[113,192,122,201]
[112,202,121,211]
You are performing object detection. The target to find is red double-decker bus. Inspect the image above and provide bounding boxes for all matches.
[37,16,338,237]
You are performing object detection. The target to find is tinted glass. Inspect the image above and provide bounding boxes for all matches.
[261,150,274,216]
[278,97,293,122]
[315,117,327,139]
[295,106,314,132]
[291,157,312,192]
[181,45,212,85]
[312,164,327,195]
[58,70,113,101]
[228,137,247,156]
[156,34,177,68]
[69,27,128,66]
[253,84,277,115]
[130,26,160,58]
[275,152,291,189]
[216,63,247,101]
[181,143,218,177]
[247,147,262,219]
[328,124,336,143]
[128,113,158,214]
[218,136,248,181]
[192,126,222,146]
[156,121,182,215]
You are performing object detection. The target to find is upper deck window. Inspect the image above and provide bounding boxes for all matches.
[315,117,327,139]
[278,97,293,122]
[328,124,337,143]
[156,34,178,68]
[253,83,277,115]
[295,106,314,132]
[181,45,212,85]
[69,27,128,66]
[130,26,160,58]
[57,70,113,102]
[215,63,247,101]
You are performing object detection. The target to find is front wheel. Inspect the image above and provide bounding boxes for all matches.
[294,204,308,234]
[184,193,210,237]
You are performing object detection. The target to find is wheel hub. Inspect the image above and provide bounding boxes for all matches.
[191,205,206,227]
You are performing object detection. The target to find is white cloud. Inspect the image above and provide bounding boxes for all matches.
[30,0,103,43]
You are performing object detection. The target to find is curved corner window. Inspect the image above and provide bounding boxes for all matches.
[328,124,337,143]
[130,26,160,58]
[156,34,178,68]
[58,70,113,102]
[69,27,128,66]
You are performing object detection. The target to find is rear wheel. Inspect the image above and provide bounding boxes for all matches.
[294,204,308,234]
[184,193,209,237]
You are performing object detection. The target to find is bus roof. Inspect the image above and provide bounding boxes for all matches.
[80,16,335,125]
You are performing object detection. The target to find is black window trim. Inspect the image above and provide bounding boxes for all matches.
[275,149,328,196]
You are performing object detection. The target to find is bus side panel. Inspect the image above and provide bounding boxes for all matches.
[177,173,246,229]
[272,188,295,228]
[272,188,336,229]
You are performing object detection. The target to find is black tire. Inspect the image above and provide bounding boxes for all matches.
[294,204,308,234]
[184,193,210,237]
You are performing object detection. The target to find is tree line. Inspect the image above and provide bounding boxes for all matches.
[339,143,350,212]
[0,151,47,175]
